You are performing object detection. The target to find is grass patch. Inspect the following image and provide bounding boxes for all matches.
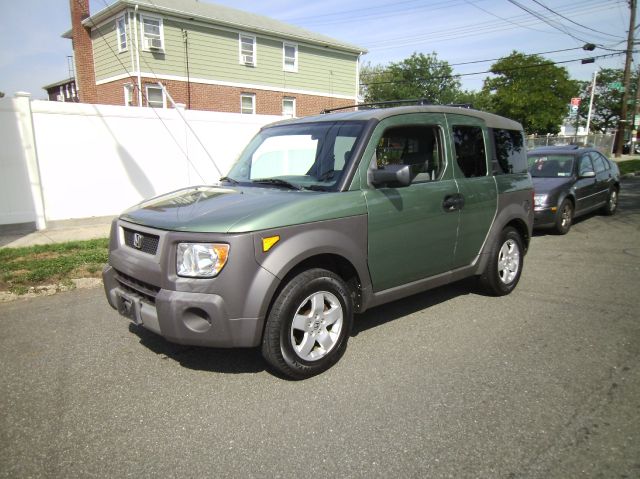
[0,238,108,294]
[619,159,640,176]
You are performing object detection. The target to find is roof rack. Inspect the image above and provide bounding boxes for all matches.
[321,99,473,114]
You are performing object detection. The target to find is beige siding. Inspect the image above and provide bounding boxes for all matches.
[92,13,357,97]
[92,19,133,81]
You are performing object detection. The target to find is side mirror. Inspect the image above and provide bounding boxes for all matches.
[370,164,411,187]
[580,170,596,178]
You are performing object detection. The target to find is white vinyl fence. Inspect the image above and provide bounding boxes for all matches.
[0,93,281,230]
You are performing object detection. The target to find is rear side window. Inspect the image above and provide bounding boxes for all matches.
[376,125,444,182]
[491,128,527,174]
[452,125,487,178]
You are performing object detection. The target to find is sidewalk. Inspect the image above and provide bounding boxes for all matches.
[0,216,114,249]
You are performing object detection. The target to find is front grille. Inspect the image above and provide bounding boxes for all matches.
[114,269,161,303]
[123,228,160,255]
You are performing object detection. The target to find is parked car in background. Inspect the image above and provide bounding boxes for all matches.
[528,146,620,234]
[622,140,640,155]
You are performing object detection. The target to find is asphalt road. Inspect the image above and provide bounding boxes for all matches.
[1,179,639,479]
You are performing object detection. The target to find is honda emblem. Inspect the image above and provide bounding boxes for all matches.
[133,233,144,249]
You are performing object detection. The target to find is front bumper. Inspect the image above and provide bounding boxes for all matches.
[103,265,263,347]
[533,206,557,228]
[102,219,281,348]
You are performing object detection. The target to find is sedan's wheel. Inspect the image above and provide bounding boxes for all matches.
[602,187,619,216]
[554,199,573,235]
[262,268,353,379]
[479,226,524,296]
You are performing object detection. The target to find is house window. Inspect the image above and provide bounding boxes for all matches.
[283,42,297,72]
[282,97,296,118]
[116,15,128,51]
[145,84,165,108]
[241,93,255,114]
[124,84,135,106]
[141,15,163,50]
[239,34,256,66]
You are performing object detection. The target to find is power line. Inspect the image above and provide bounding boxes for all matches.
[529,0,623,39]
[506,0,603,45]
[363,1,619,50]
[361,51,629,86]
[463,0,552,35]
[77,0,208,181]
[360,47,593,78]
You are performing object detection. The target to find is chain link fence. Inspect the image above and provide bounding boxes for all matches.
[526,135,615,157]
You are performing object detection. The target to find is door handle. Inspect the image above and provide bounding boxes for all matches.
[443,194,465,212]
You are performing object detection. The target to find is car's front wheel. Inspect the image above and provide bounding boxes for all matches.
[261,268,353,379]
[602,187,619,216]
[554,199,573,235]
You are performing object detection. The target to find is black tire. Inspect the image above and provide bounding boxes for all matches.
[261,268,353,379]
[479,226,524,296]
[602,187,619,216]
[554,199,573,235]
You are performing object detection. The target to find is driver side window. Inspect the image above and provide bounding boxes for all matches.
[578,155,594,176]
[375,125,443,183]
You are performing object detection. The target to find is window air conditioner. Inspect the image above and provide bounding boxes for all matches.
[145,37,162,50]
[242,54,254,65]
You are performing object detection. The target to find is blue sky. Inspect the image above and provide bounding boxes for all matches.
[0,0,633,99]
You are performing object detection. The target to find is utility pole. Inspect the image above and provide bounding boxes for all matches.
[632,64,640,152]
[586,69,598,134]
[615,0,637,158]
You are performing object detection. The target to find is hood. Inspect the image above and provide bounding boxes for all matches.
[120,185,366,233]
[531,177,574,195]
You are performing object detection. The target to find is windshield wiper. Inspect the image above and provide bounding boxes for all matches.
[304,185,331,191]
[251,178,302,190]
[219,176,239,185]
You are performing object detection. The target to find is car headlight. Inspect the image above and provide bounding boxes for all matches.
[177,243,229,278]
[534,194,548,208]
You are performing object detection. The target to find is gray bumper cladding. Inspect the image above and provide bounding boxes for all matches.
[103,265,263,348]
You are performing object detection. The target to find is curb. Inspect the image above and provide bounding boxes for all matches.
[0,278,103,303]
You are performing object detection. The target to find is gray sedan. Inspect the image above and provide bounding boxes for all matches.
[528,146,620,234]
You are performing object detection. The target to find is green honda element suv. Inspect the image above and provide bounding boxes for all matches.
[103,105,533,379]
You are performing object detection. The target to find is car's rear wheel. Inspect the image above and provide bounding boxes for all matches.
[261,268,353,379]
[554,199,573,235]
[479,226,524,296]
[602,187,618,216]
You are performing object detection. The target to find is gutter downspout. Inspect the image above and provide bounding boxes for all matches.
[134,4,142,107]
[128,8,135,97]
[159,83,222,177]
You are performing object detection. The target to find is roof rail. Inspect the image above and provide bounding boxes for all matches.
[321,99,474,114]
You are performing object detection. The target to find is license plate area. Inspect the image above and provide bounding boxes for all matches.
[117,292,142,325]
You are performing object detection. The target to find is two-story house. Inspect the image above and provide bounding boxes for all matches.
[65,0,366,116]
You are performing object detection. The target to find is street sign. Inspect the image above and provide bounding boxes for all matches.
[609,82,624,92]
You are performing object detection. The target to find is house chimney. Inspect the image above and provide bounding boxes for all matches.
[70,0,97,103]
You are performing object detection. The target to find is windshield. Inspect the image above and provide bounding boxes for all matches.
[225,121,366,190]
[528,155,575,178]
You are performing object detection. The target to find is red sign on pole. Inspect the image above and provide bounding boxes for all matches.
[571,97,581,107]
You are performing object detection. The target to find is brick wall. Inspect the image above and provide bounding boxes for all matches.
[69,0,97,103]
[94,77,355,116]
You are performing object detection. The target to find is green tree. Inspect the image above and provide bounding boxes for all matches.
[578,68,638,133]
[361,52,462,104]
[481,51,580,135]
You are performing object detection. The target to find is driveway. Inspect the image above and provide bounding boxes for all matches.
[1,179,639,478]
